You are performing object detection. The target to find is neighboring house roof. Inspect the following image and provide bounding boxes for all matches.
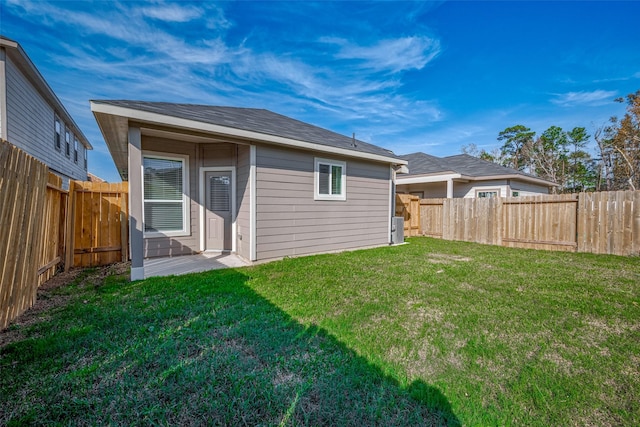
[397,152,557,186]
[0,35,92,150]
[91,100,406,180]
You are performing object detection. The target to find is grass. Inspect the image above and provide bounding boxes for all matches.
[1,238,639,425]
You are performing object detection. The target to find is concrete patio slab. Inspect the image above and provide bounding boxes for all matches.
[144,253,249,278]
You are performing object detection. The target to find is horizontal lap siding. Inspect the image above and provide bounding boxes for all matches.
[510,179,551,195]
[397,182,447,198]
[4,56,86,182]
[236,145,251,260]
[255,146,390,260]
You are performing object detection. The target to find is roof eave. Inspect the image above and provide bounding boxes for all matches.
[90,101,407,175]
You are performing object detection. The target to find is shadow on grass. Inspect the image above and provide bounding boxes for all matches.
[0,268,459,426]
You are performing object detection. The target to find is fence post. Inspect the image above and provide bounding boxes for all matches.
[64,181,76,271]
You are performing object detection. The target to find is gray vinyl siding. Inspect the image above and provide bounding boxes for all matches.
[236,145,251,260]
[397,182,447,198]
[255,145,390,261]
[4,55,87,183]
[141,136,199,258]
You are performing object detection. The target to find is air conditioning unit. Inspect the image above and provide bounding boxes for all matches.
[391,216,404,244]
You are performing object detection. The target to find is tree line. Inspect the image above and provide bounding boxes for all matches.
[462,89,640,193]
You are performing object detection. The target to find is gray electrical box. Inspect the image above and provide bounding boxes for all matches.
[391,216,404,244]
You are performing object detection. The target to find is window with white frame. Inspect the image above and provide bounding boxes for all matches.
[74,137,79,163]
[65,129,71,157]
[54,117,62,150]
[143,153,189,236]
[477,189,499,198]
[84,148,88,170]
[314,158,346,200]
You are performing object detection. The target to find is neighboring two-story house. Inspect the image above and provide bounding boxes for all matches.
[0,36,91,186]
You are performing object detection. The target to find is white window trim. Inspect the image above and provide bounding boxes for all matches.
[475,188,501,198]
[314,157,347,201]
[54,116,62,151]
[142,151,190,238]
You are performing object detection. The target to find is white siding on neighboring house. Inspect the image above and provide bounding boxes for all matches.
[4,55,87,182]
[510,179,551,196]
[254,145,390,261]
[454,180,509,198]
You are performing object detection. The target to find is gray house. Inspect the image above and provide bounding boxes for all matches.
[0,36,91,185]
[91,100,407,280]
[396,152,556,198]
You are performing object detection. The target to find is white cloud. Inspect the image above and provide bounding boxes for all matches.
[138,4,203,22]
[550,90,617,107]
[325,36,441,73]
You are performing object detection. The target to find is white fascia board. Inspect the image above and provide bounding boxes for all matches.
[396,173,462,185]
[90,102,407,166]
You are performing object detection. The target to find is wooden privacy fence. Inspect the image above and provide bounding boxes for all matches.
[1,141,54,329]
[407,191,640,256]
[66,181,128,269]
[396,194,421,236]
[1,140,129,330]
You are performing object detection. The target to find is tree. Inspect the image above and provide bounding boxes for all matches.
[595,90,640,190]
[461,143,504,163]
[566,127,594,192]
[497,125,535,171]
[526,126,569,191]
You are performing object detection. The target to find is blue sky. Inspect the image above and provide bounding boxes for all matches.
[2,0,639,182]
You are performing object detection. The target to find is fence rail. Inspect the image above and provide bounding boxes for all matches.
[1,140,128,330]
[410,191,640,256]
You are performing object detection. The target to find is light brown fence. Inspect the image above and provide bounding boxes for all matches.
[396,194,421,236]
[66,181,128,269]
[1,141,51,329]
[38,172,68,283]
[410,191,640,256]
[1,140,129,330]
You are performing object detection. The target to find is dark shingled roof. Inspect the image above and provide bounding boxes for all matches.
[93,100,400,160]
[399,152,544,180]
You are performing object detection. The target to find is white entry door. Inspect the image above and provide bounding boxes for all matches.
[205,171,232,250]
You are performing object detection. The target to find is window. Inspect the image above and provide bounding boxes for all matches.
[65,129,71,157]
[54,117,61,150]
[477,190,499,198]
[74,137,79,163]
[314,158,346,200]
[143,153,189,236]
[84,148,88,170]
[512,191,520,197]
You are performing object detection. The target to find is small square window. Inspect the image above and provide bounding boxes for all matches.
[512,191,520,197]
[314,158,346,201]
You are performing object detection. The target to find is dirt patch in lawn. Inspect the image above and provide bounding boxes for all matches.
[427,253,472,264]
[0,263,130,347]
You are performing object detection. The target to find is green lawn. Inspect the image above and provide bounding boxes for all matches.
[1,238,639,426]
